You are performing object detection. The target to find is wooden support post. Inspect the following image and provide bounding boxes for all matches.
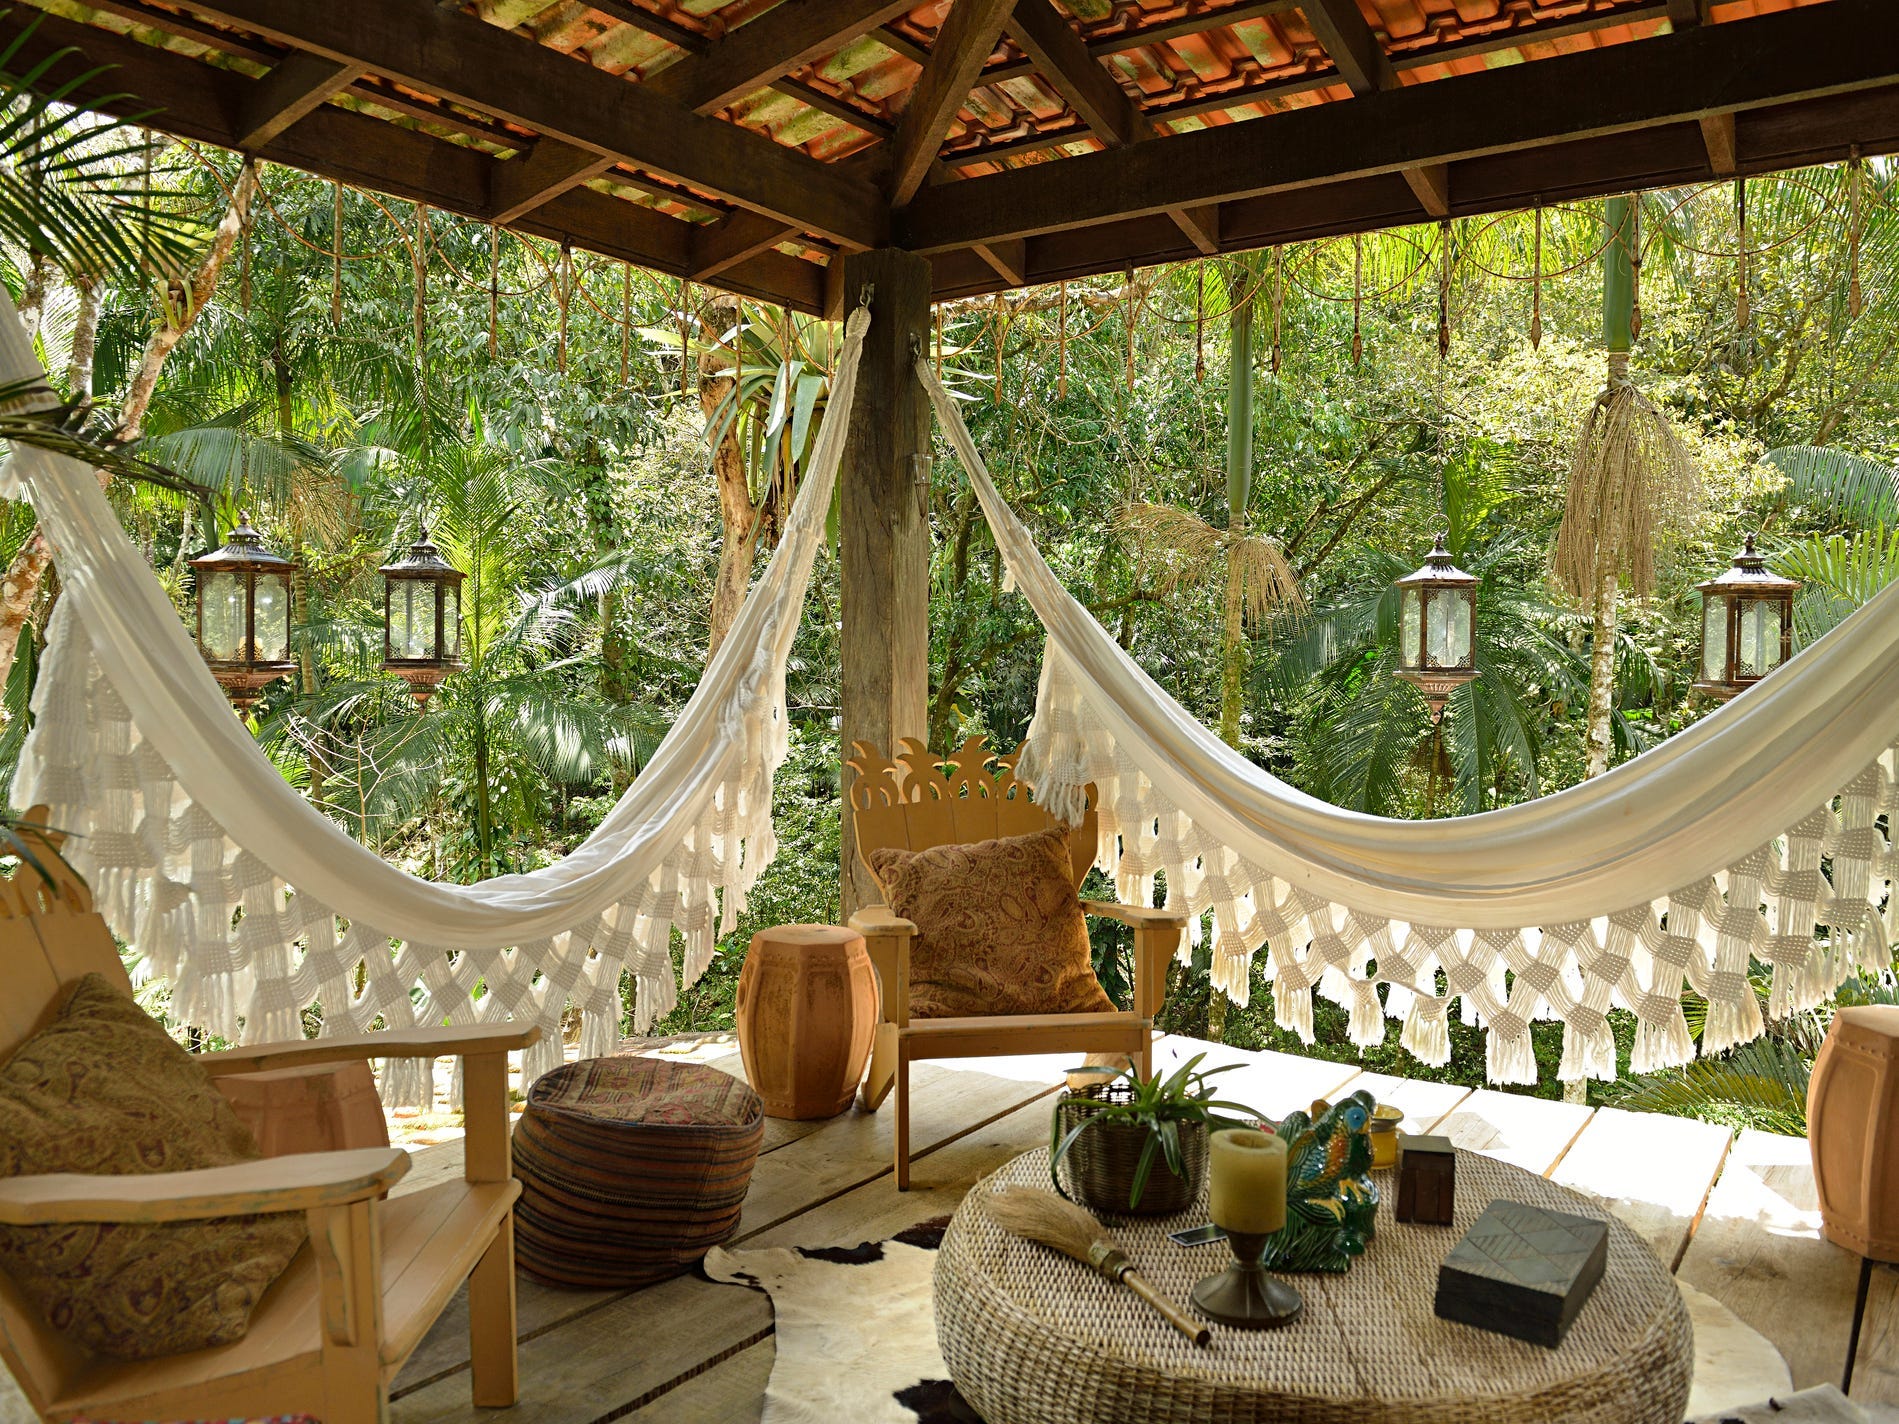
[838,248,932,919]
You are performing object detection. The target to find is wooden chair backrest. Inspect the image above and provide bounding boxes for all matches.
[0,808,134,1410]
[846,736,1098,897]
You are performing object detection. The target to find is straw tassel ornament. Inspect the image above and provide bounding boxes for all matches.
[983,1186,1211,1347]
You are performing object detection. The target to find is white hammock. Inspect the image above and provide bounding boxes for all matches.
[918,354,1899,1085]
[3,292,870,1104]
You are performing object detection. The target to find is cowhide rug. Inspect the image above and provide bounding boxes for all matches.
[704,1219,978,1424]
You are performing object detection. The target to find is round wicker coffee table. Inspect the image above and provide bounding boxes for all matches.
[935,1149,1691,1424]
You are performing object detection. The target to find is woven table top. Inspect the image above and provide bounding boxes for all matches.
[934,1149,1693,1424]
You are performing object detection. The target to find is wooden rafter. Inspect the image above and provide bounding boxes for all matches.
[165,0,886,247]
[1004,0,1218,254]
[489,141,616,226]
[1299,0,1460,220]
[1300,0,1395,95]
[982,1,1302,84]
[644,0,915,115]
[1666,0,1711,26]
[1699,111,1739,178]
[898,0,1899,251]
[690,210,801,281]
[0,6,827,312]
[235,52,364,152]
[887,0,1017,206]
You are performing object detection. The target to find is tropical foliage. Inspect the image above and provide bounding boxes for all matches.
[2,130,1898,1131]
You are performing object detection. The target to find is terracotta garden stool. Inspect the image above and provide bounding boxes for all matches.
[735,923,877,1119]
[511,1056,764,1289]
[1809,1004,1899,1392]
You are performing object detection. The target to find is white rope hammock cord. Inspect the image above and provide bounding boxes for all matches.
[2,290,872,1106]
[916,353,1899,1086]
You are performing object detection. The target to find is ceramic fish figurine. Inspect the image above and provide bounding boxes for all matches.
[1260,1089,1380,1273]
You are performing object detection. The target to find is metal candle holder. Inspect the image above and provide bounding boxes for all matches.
[1191,1229,1303,1329]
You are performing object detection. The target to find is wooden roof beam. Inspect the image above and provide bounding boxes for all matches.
[1004,0,1220,254]
[1699,111,1738,178]
[1302,0,1455,220]
[1666,0,1710,27]
[888,0,1017,206]
[0,6,826,311]
[1300,0,1395,95]
[981,1,1301,84]
[234,51,364,151]
[167,0,887,248]
[644,0,915,114]
[690,210,801,281]
[489,140,617,225]
[898,0,1899,251]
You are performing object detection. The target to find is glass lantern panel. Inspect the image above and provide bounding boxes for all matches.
[1701,596,1729,682]
[1736,597,1783,679]
[253,574,290,661]
[444,588,461,660]
[1425,591,1472,669]
[393,581,435,660]
[1399,589,1422,670]
[201,571,245,660]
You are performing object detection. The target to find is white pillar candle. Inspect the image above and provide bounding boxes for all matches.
[1207,1128,1288,1235]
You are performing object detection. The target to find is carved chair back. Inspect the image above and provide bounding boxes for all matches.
[846,736,1097,897]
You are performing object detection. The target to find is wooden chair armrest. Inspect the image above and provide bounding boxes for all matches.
[0,1147,410,1225]
[199,1022,543,1077]
[1082,899,1189,929]
[850,904,913,1029]
[848,905,917,938]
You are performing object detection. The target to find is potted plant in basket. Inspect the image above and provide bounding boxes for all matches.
[1049,1054,1261,1216]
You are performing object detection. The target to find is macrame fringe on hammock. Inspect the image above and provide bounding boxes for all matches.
[916,351,1899,1087]
[3,295,871,1108]
[1021,641,1897,1084]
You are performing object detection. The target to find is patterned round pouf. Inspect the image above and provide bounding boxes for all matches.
[511,1056,764,1289]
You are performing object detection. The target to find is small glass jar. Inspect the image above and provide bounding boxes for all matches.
[1368,1104,1404,1170]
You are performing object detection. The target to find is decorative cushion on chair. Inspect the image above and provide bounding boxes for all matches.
[0,974,306,1360]
[866,826,1115,1019]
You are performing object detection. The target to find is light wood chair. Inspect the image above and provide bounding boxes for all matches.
[846,739,1187,1189]
[0,813,537,1424]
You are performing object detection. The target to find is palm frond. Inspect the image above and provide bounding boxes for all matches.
[1766,446,1899,531]
[1613,1036,1811,1136]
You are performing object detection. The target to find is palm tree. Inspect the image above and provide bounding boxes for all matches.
[263,430,662,878]
[1765,446,1899,642]
[1552,195,1698,782]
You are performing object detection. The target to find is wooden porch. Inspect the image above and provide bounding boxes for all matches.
[359,1035,1898,1424]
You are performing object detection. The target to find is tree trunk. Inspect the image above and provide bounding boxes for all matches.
[1209,262,1259,1046]
[15,253,52,340]
[0,163,260,692]
[65,273,102,398]
[1218,518,1247,748]
[700,299,761,662]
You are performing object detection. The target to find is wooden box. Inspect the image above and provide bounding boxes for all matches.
[1433,1199,1608,1348]
[1395,1133,1456,1224]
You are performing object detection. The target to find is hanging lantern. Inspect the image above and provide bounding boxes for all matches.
[1394,534,1479,724]
[189,512,299,712]
[380,526,464,703]
[1693,534,1798,701]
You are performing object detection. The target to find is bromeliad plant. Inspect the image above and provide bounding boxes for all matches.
[1049,1053,1263,1211]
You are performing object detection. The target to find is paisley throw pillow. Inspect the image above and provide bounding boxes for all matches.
[0,974,307,1359]
[867,826,1114,1019]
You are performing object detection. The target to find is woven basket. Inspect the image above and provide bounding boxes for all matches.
[1052,1085,1207,1217]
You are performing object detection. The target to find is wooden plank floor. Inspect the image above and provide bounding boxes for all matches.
[1,1034,1888,1422]
[368,1034,1899,1423]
